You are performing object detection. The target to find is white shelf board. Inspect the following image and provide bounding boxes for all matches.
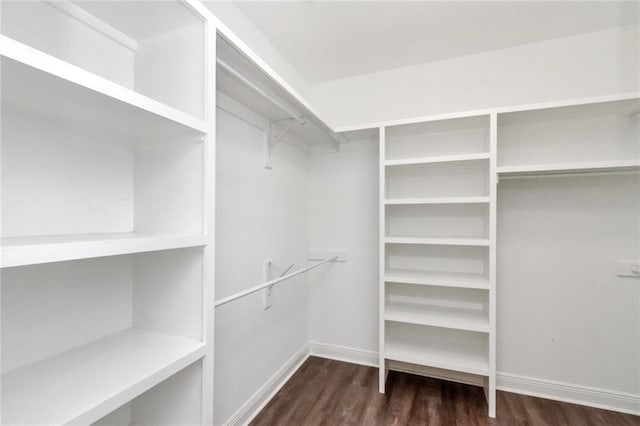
[2,328,206,425]
[334,92,639,133]
[216,38,341,147]
[1,232,207,268]
[385,302,489,333]
[497,160,640,177]
[213,14,341,147]
[384,237,490,247]
[385,339,489,376]
[385,152,490,167]
[0,35,207,138]
[385,197,491,205]
[384,270,490,290]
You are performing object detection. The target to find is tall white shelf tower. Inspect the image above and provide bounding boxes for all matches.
[0,1,215,424]
[379,114,497,417]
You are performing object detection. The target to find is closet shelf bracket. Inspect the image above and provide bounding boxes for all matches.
[264,118,303,169]
[217,58,343,162]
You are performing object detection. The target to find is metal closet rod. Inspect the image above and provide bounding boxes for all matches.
[217,58,307,126]
[214,256,338,308]
[217,58,346,148]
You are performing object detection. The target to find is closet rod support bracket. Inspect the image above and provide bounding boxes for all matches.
[264,119,299,169]
[263,259,273,309]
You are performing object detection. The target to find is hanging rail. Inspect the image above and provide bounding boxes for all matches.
[214,256,338,308]
[217,58,307,126]
[216,58,345,149]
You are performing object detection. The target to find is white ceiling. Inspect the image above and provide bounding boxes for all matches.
[234,1,640,83]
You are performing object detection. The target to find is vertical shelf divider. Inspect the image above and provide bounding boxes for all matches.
[379,126,387,393]
[488,112,498,417]
[201,4,216,424]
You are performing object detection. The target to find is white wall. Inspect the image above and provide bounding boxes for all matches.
[310,25,640,128]
[214,98,310,425]
[498,174,640,395]
[308,141,379,354]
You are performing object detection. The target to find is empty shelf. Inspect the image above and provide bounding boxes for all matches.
[1,233,208,268]
[385,152,490,167]
[385,197,491,205]
[384,332,489,376]
[497,160,640,177]
[2,328,206,425]
[385,339,488,376]
[384,270,490,290]
[385,237,490,247]
[1,36,207,139]
[385,302,489,333]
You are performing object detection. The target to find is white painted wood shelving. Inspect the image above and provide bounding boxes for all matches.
[215,33,346,156]
[374,91,639,418]
[0,1,215,424]
[379,114,497,416]
[497,95,640,178]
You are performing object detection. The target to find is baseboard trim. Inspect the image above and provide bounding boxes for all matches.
[308,341,378,367]
[224,342,639,421]
[306,343,640,416]
[225,344,310,426]
[497,372,640,416]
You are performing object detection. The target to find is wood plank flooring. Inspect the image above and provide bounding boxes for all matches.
[251,357,640,426]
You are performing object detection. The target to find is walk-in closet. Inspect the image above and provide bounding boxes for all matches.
[1,1,638,425]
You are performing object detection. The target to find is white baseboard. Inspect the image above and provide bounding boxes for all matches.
[225,344,310,426]
[497,372,640,416]
[224,342,639,422]
[306,343,640,416]
[308,341,378,367]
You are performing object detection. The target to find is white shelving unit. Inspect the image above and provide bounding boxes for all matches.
[375,92,639,419]
[1,1,215,424]
[379,114,497,417]
[385,283,489,333]
[497,97,640,174]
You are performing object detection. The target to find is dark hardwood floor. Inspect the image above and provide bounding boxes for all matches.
[250,357,640,426]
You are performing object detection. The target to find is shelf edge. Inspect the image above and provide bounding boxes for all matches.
[384,276,490,290]
[0,234,208,268]
[0,35,207,134]
[385,153,490,167]
[385,197,491,205]
[384,314,490,333]
[384,238,491,247]
[384,352,489,377]
[497,160,640,177]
